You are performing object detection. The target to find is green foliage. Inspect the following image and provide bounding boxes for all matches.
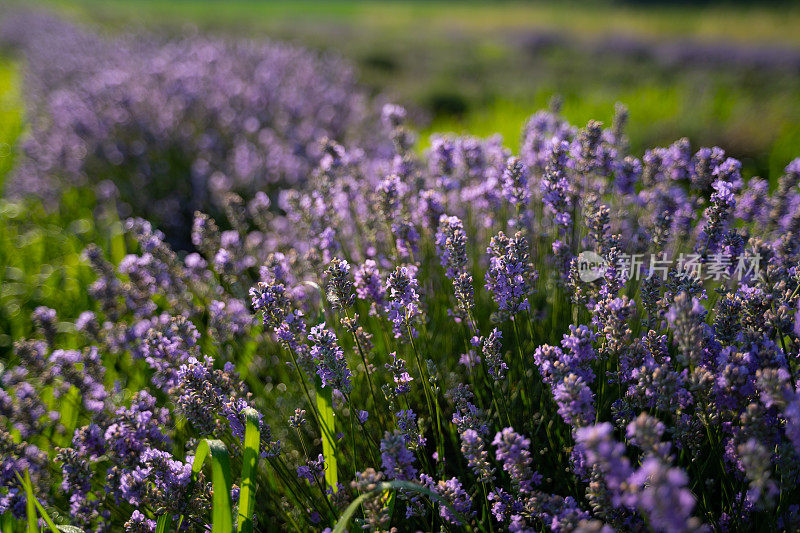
[17,470,78,533]
[0,58,23,190]
[0,191,124,358]
[237,407,261,533]
[316,385,338,492]
[155,514,171,533]
[192,440,233,533]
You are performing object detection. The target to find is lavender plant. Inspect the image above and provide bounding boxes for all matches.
[2,24,800,530]
[0,11,377,247]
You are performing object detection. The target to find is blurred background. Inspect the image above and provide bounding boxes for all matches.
[5,0,798,179]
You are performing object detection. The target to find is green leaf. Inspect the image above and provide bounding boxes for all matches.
[316,385,338,491]
[105,203,126,266]
[193,439,233,533]
[21,470,37,533]
[57,387,81,447]
[17,470,62,533]
[236,408,261,533]
[2,512,16,533]
[155,514,171,533]
[333,480,479,533]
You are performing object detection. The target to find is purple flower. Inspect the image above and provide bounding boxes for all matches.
[485,231,537,316]
[308,324,352,394]
[458,349,481,370]
[420,475,474,525]
[124,510,156,533]
[385,265,422,338]
[325,257,356,310]
[396,409,424,447]
[376,174,407,221]
[430,135,458,191]
[435,215,468,279]
[32,306,57,346]
[461,429,494,482]
[492,427,540,493]
[354,259,386,316]
[534,328,597,389]
[385,352,414,396]
[297,454,325,483]
[626,458,703,532]
[6,12,373,245]
[250,280,290,329]
[478,328,507,381]
[380,431,417,481]
[553,374,596,427]
[541,140,574,228]
[448,384,489,435]
[696,178,737,255]
[501,156,530,207]
[574,423,633,503]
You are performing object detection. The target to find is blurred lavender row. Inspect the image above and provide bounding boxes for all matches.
[519,30,800,73]
[0,10,380,247]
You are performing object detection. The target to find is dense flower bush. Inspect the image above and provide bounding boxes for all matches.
[0,11,375,246]
[2,92,800,532]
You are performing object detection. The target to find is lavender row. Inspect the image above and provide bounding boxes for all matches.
[0,10,379,247]
[518,30,800,73]
[3,97,800,531]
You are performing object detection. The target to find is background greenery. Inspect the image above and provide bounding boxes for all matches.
[34,0,800,178]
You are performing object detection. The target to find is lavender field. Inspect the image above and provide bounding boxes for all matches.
[1,3,800,532]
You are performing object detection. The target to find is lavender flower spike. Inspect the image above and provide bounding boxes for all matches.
[308,323,352,394]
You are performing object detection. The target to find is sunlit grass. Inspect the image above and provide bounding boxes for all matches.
[0,59,23,190]
[0,189,124,357]
[40,0,800,45]
[425,80,800,180]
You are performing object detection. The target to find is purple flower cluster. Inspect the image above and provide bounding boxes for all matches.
[385,265,423,339]
[308,323,353,394]
[1,10,377,246]
[486,231,538,316]
[493,427,541,494]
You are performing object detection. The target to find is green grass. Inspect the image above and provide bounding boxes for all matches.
[17,469,63,533]
[192,440,234,533]
[0,60,130,359]
[39,1,800,45]
[425,78,800,180]
[0,190,125,357]
[0,59,23,190]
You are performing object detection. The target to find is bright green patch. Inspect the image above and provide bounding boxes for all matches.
[192,439,234,533]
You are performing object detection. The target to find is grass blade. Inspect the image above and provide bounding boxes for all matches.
[2,513,16,533]
[57,387,81,447]
[236,407,261,533]
[316,385,338,491]
[17,470,70,533]
[21,470,37,533]
[193,439,233,533]
[155,514,171,533]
